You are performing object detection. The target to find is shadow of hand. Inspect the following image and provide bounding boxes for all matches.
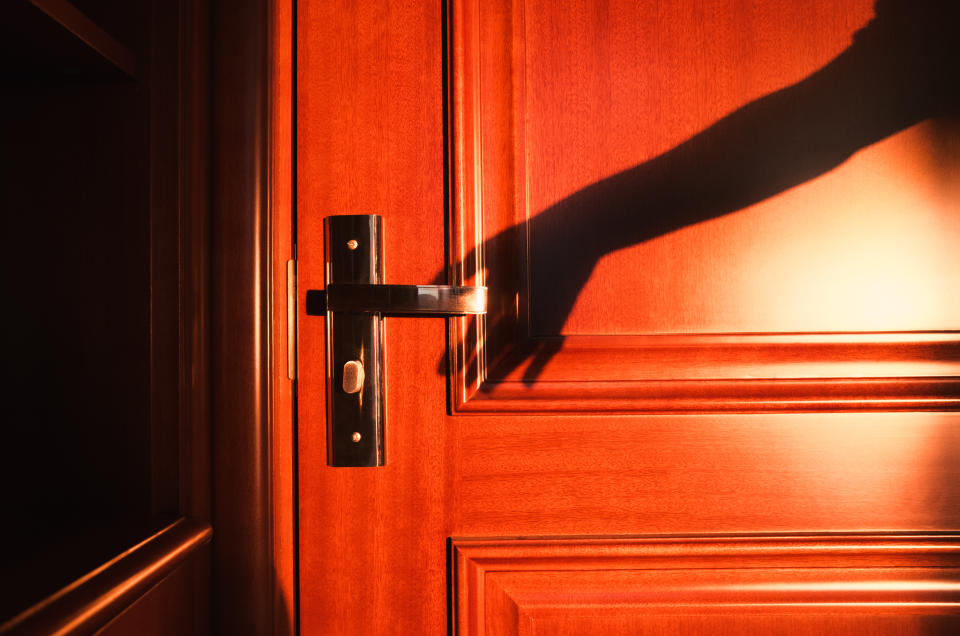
[433,192,608,386]
[856,0,960,109]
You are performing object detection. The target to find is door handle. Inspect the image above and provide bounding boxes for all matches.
[306,283,486,315]
[305,215,487,467]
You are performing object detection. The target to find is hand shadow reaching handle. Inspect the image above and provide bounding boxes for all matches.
[436,0,960,386]
[431,209,604,385]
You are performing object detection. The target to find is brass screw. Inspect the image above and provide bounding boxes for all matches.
[351,432,362,443]
[346,239,359,250]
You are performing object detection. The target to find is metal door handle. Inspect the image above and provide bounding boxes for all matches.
[306,283,486,316]
[305,215,487,467]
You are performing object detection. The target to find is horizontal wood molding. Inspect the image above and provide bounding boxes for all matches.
[487,333,960,381]
[453,534,960,635]
[0,519,211,636]
[446,0,960,414]
[462,378,960,413]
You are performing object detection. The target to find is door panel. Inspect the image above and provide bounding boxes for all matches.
[448,0,960,411]
[454,413,960,535]
[297,1,960,633]
[454,536,960,636]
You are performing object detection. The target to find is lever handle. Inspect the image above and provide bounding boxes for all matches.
[311,214,486,467]
[306,283,486,316]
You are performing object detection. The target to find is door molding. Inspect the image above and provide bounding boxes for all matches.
[454,533,960,635]
[1,521,211,635]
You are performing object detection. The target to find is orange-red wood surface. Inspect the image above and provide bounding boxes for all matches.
[296,1,960,633]
[297,1,449,633]
[271,0,296,631]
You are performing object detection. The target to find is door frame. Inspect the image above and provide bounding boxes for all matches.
[211,0,297,633]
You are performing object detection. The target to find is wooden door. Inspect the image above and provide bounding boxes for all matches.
[296,1,960,633]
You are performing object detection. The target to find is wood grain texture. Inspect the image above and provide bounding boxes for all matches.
[454,535,960,635]
[271,0,297,631]
[297,0,449,633]
[449,0,960,412]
